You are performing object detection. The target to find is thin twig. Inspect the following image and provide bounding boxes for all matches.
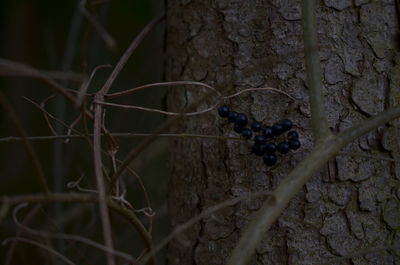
[4,205,42,265]
[12,204,134,263]
[24,97,82,136]
[224,87,296,101]
[226,105,400,265]
[0,58,78,104]
[79,16,172,265]
[0,59,83,82]
[0,58,97,125]
[76,64,112,107]
[140,191,271,264]
[65,113,83,143]
[105,81,221,99]
[98,16,163,95]
[103,83,295,116]
[123,165,153,232]
[97,101,219,116]
[2,237,77,265]
[109,89,220,190]
[40,95,58,136]
[0,92,49,195]
[0,69,83,82]
[301,0,331,143]
[0,133,244,142]
[80,0,117,50]
[0,192,153,256]
[91,16,163,265]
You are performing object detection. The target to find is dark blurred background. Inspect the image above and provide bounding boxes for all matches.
[0,0,169,264]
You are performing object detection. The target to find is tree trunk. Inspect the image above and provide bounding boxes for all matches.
[165,0,400,264]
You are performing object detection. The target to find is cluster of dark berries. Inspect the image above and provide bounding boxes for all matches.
[218,105,301,167]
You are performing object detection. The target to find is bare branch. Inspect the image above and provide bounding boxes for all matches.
[93,95,116,265]
[301,0,331,143]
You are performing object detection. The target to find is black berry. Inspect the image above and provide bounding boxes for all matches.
[277,142,290,154]
[263,153,277,166]
[287,130,299,140]
[251,122,262,132]
[218,105,230,117]
[252,144,266,156]
[228,111,238,123]
[265,142,277,154]
[279,119,293,132]
[234,123,243,133]
[261,126,274,138]
[241,128,253,139]
[254,135,266,145]
[288,139,301,150]
[272,123,284,136]
[236,113,248,126]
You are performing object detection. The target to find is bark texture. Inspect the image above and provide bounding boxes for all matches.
[165,0,400,264]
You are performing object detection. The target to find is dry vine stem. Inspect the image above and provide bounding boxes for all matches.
[3,237,77,265]
[108,83,282,189]
[101,81,296,116]
[12,204,134,263]
[226,0,400,264]
[0,192,153,259]
[92,15,163,265]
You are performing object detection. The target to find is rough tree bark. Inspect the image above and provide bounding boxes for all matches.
[165,0,400,264]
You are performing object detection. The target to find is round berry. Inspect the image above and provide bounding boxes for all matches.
[279,119,293,132]
[254,135,266,145]
[261,126,274,138]
[227,111,238,123]
[251,122,262,132]
[241,128,253,139]
[287,130,299,140]
[272,123,284,136]
[263,153,277,166]
[234,123,243,133]
[288,139,301,150]
[277,142,290,154]
[265,142,277,154]
[235,113,248,126]
[252,144,266,156]
[218,105,230,117]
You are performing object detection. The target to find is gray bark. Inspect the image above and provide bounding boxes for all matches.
[165,0,400,264]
